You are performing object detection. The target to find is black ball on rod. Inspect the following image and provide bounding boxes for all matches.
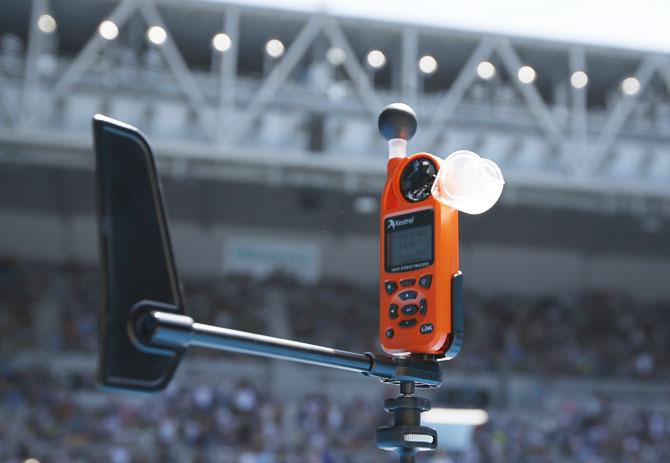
[378,103,418,142]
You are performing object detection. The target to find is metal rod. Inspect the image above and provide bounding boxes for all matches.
[141,310,374,373]
[139,310,440,463]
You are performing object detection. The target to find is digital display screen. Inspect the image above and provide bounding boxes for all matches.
[389,225,433,267]
[387,225,433,270]
[384,209,434,273]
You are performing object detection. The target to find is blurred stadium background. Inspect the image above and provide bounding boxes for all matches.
[1,0,670,462]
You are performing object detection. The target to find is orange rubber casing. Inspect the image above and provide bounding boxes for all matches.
[379,152,461,357]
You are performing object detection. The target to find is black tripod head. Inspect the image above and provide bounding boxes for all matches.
[377,381,438,461]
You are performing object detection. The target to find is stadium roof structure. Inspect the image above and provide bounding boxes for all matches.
[1,0,670,218]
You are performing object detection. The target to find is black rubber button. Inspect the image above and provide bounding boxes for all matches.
[401,304,418,316]
[420,323,434,334]
[385,328,394,338]
[399,319,417,328]
[400,279,416,287]
[419,275,432,289]
[419,299,428,315]
[399,290,417,301]
[384,281,398,295]
[389,304,399,319]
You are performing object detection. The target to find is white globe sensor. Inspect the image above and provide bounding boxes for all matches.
[431,150,505,215]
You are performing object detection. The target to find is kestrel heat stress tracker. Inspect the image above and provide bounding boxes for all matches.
[378,104,464,359]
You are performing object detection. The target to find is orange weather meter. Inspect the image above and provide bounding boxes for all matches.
[378,104,463,359]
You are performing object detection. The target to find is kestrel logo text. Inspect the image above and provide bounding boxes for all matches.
[387,217,414,230]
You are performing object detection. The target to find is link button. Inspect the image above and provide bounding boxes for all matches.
[420,323,434,334]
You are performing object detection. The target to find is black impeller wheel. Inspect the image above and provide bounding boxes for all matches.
[400,158,438,202]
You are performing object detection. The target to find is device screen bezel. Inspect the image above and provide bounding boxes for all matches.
[384,208,435,273]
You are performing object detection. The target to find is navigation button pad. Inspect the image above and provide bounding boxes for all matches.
[398,290,417,301]
[418,274,432,289]
[389,304,399,319]
[384,281,398,295]
[399,319,417,328]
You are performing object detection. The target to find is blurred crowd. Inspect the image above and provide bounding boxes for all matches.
[461,291,670,379]
[2,258,668,380]
[2,364,669,463]
[474,396,670,463]
[0,364,386,463]
[2,258,670,462]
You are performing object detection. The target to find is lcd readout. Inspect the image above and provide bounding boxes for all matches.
[388,225,433,268]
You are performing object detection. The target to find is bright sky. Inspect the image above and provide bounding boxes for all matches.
[230,0,670,53]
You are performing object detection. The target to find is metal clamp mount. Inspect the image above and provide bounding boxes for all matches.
[377,381,437,462]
